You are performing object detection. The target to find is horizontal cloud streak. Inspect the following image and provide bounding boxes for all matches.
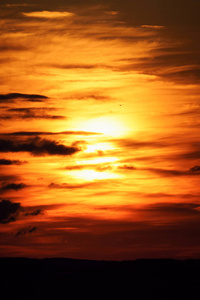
[1,107,65,120]
[0,93,48,103]
[0,183,27,191]
[1,131,101,136]
[22,11,75,19]
[0,137,80,156]
[0,159,26,165]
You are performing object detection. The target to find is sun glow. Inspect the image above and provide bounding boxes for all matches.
[81,156,118,165]
[69,169,121,181]
[85,142,114,153]
[81,117,126,136]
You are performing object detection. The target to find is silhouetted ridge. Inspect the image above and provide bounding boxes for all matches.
[1,258,200,299]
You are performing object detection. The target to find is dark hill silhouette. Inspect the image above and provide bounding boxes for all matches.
[1,258,200,299]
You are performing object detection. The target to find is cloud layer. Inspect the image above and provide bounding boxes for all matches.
[0,137,80,156]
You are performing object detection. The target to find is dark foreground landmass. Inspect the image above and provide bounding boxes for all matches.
[1,258,200,299]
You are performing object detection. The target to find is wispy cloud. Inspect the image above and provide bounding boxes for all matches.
[1,131,101,136]
[0,93,48,103]
[1,107,65,120]
[15,226,37,237]
[22,11,75,19]
[141,25,165,29]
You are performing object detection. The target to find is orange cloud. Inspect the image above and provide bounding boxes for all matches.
[22,11,75,19]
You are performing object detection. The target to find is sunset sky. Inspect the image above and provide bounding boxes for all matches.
[0,0,200,260]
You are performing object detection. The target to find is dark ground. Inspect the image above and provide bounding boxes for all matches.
[1,257,200,299]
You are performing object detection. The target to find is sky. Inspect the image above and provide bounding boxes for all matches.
[0,0,200,260]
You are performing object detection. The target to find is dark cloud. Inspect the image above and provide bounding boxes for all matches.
[0,107,65,120]
[118,58,200,85]
[8,108,54,112]
[189,165,200,174]
[117,163,200,177]
[94,202,200,220]
[48,182,97,189]
[0,44,28,52]
[0,182,27,191]
[0,158,26,165]
[0,199,21,224]
[15,226,37,237]
[0,175,19,183]
[160,68,200,84]
[176,149,200,161]
[139,202,200,218]
[115,24,200,84]
[113,138,167,149]
[65,93,113,101]
[0,199,44,224]
[145,167,185,177]
[49,63,111,70]
[118,164,136,171]
[25,209,42,216]
[0,93,48,103]
[0,137,80,156]
[1,131,101,136]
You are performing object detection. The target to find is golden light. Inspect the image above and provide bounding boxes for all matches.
[79,156,118,165]
[80,117,126,136]
[85,142,114,153]
[69,169,121,181]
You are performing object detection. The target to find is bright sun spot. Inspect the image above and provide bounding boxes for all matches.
[85,142,114,153]
[81,116,126,136]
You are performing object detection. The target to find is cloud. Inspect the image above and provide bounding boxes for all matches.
[0,137,80,156]
[65,93,113,101]
[0,159,26,165]
[65,163,112,172]
[0,198,44,224]
[0,199,21,224]
[118,164,136,171]
[22,11,75,19]
[1,131,101,136]
[119,44,200,84]
[141,25,165,29]
[48,182,97,189]
[0,175,19,183]
[113,138,167,149]
[189,165,200,174]
[0,44,28,52]
[2,107,65,120]
[117,162,200,177]
[145,167,185,177]
[0,183,27,192]
[175,149,200,161]
[4,4,36,8]
[25,209,42,216]
[15,226,37,237]
[0,93,48,103]
[140,202,200,215]
[49,63,111,70]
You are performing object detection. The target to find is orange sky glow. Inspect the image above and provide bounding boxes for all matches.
[0,0,200,260]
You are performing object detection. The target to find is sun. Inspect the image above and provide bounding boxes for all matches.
[81,116,126,136]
